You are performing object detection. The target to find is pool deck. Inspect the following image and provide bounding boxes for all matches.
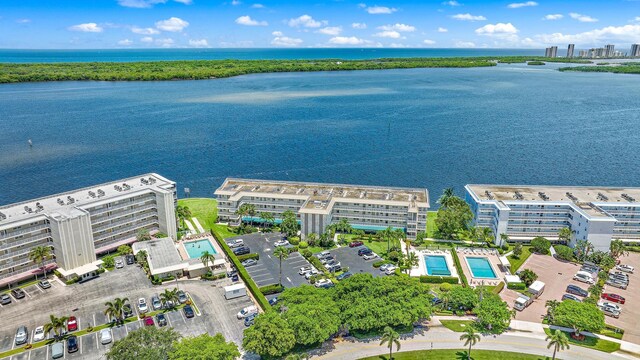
[413,250,459,280]
[456,247,505,287]
[177,234,224,262]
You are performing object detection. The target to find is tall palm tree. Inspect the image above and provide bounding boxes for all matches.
[246,204,257,226]
[499,233,509,247]
[480,227,494,245]
[160,288,179,308]
[558,227,572,244]
[546,331,570,360]
[610,239,628,260]
[274,246,290,287]
[260,212,275,228]
[104,297,129,324]
[379,226,396,254]
[29,245,51,280]
[176,205,191,230]
[235,204,251,226]
[459,327,480,360]
[135,250,148,265]
[379,326,401,360]
[438,187,455,207]
[545,300,560,322]
[44,314,68,340]
[404,252,419,275]
[200,251,216,272]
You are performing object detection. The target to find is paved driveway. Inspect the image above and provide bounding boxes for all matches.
[600,252,640,344]
[329,246,385,278]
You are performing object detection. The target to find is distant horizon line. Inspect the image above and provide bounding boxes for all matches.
[0,47,547,51]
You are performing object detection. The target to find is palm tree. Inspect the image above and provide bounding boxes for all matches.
[235,204,249,226]
[136,229,151,242]
[176,205,192,230]
[480,227,494,245]
[438,187,455,207]
[104,297,129,324]
[200,250,216,272]
[499,233,509,246]
[546,330,570,360]
[610,239,628,260]
[160,288,179,308]
[44,314,68,340]
[306,233,318,246]
[545,300,560,322]
[379,226,396,254]
[260,212,275,228]
[135,250,148,265]
[274,246,290,287]
[575,240,594,262]
[558,227,572,244]
[404,252,419,275]
[29,245,51,280]
[246,204,257,226]
[459,327,480,360]
[379,326,401,360]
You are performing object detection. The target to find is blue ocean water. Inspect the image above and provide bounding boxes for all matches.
[1,62,639,205]
[0,48,543,63]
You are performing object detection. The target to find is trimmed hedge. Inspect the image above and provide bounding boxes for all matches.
[259,284,284,295]
[237,253,259,262]
[419,275,459,284]
[450,248,468,287]
[373,260,392,268]
[507,282,526,290]
[211,230,271,312]
[307,255,328,274]
[492,282,505,294]
[201,272,226,281]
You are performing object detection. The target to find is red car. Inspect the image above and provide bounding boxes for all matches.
[67,316,78,332]
[601,293,626,304]
[144,317,155,326]
[349,241,364,248]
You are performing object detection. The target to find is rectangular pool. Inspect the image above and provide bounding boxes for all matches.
[184,239,217,259]
[466,257,497,279]
[425,255,451,276]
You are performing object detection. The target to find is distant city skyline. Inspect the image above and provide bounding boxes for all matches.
[0,0,639,49]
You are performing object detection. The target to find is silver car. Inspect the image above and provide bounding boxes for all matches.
[100,328,113,345]
[15,326,28,346]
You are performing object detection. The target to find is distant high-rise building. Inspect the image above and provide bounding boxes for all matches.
[579,50,588,58]
[605,44,615,57]
[631,44,640,58]
[545,46,558,58]
[567,44,575,58]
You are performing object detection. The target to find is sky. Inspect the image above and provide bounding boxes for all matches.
[1,0,639,49]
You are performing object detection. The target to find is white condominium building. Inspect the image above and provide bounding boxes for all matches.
[0,173,177,286]
[215,178,429,239]
[465,185,640,251]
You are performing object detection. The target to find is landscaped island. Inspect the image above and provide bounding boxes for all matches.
[0,56,590,83]
[559,62,640,75]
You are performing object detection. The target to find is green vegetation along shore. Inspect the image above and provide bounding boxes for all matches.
[0,56,590,83]
[559,62,640,75]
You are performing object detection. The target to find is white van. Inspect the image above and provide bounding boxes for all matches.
[573,271,594,284]
[237,305,257,319]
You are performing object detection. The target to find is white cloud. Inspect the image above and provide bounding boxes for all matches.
[271,36,303,46]
[438,27,448,33]
[507,1,538,9]
[373,30,402,39]
[364,6,397,14]
[235,15,268,26]
[118,39,133,45]
[287,15,325,28]
[174,0,192,4]
[378,23,416,32]
[455,41,476,48]
[634,16,640,22]
[231,0,241,5]
[535,24,640,46]
[68,23,104,33]
[443,1,461,6]
[317,26,342,36]
[389,43,409,48]
[423,39,436,45]
[544,14,564,20]
[272,31,283,36]
[118,0,165,8]
[452,13,487,21]
[570,13,598,23]
[131,26,160,35]
[475,23,518,35]
[140,36,154,43]
[329,36,367,45]
[352,22,367,29]
[189,39,210,48]
[155,38,175,47]
[155,17,189,32]
[251,3,264,8]
[16,19,31,24]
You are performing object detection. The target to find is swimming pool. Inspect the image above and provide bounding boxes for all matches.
[424,255,451,276]
[184,239,217,259]
[466,257,498,279]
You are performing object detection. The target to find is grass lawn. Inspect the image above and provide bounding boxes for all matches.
[440,319,474,332]
[544,328,620,353]
[508,245,533,271]
[177,198,218,229]
[358,349,551,360]
[427,211,438,237]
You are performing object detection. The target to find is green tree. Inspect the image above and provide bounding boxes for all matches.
[106,326,180,360]
[459,327,481,360]
[260,211,275,228]
[403,252,419,275]
[306,233,318,246]
[499,233,509,246]
[160,288,179,309]
[280,287,340,346]
[136,229,152,242]
[530,237,551,254]
[588,283,603,299]
[444,286,479,312]
[554,245,574,261]
[335,218,352,235]
[414,231,426,246]
[519,269,538,287]
[379,326,401,360]
[558,227,572,244]
[474,294,513,334]
[29,245,52,280]
[243,311,296,359]
[435,196,473,240]
[200,250,216,272]
[117,245,133,255]
[479,227,494,245]
[379,226,397,254]
[546,330,570,360]
[135,250,148,265]
[575,240,594,262]
[438,187,456,207]
[545,300,560,322]
[234,204,250,226]
[609,239,628,260]
[104,297,129,324]
[552,301,605,336]
[176,205,192,230]
[169,333,239,360]
[43,314,68,340]
[280,210,300,239]
[512,243,523,259]
[274,246,290,287]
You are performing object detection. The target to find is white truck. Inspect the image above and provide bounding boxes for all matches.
[224,284,247,300]
[514,281,545,311]
[514,294,532,311]
[528,281,545,298]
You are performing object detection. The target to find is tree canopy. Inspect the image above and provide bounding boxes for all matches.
[106,326,181,360]
[169,333,239,360]
[243,311,296,359]
[444,286,479,312]
[280,210,300,239]
[474,294,513,334]
[435,195,473,240]
[551,301,605,335]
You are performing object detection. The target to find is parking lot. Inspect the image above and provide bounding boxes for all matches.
[0,260,255,359]
[329,246,385,278]
[601,252,640,344]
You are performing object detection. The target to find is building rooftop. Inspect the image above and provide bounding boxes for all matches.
[0,173,175,227]
[132,237,186,276]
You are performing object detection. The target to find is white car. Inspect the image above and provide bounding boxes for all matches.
[33,326,46,342]
[363,253,378,260]
[385,265,398,275]
[138,298,148,313]
[304,268,319,279]
[227,239,244,248]
[598,301,622,313]
[315,279,332,288]
[298,266,311,275]
[115,259,124,269]
[274,240,290,247]
[237,306,258,319]
[379,263,393,272]
[100,328,113,345]
[616,264,634,273]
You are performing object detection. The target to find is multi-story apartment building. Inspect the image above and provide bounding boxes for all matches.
[0,173,177,286]
[631,44,640,58]
[567,44,575,58]
[545,46,558,58]
[605,44,615,58]
[215,178,429,239]
[465,185,640,251]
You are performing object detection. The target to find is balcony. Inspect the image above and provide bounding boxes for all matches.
[0,233,52,252]
[0,224,50,240]
[91,204,157,226]
[92,211,158,232]
[93,219,158,241]
[89,198,156,216]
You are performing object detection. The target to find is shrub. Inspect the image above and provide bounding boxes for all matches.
[388,251,400,262]
[554,245,575,261]
[420,275,459,284]
[54,270,63,279]
[440,283,453,292]
[259,284,284,295]
[507,282,526,290]
[288,237,300,246]
[450,249,468,287]
[287,246,299,254]
[307,256,327,273]
[372,260,386,268]
[531,237,551,254]
[237,253,259,262]
[492,282,505,294]
[519,269,538,287]
[512,243,523,258]
[501,243,510,251]
[201,272,226,281]
[298,241,309,249]
[102,255,115,269]
[302,249,312,258]
[97,268,106,274]
[154,232,168,238]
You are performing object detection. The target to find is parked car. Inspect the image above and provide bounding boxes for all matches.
[349,241,364,248]
[385,266,398,275]
[602,293,625,304]
[126,254,135,265]
[598,301,622,312]
[269,297,278,306]
[244,313,257,327]
[38,280,51,289]
[123,304,133,318]
[183,305,195,318]
[616,264,634,273]
[566,285,588,297]
[363,253,378,260]
[336,272,353,281]
[299,266,312,275]
[562,294,581,302]
[67,316,78,332]
[237,305,257,319]
[14,326,28,345]
[115,259,124,268]
[67,335,78,353]
[231,273,239,282]
[606,279,628,290]
[327,264,342,273]
[33,326,46,342]
[602,307,621,318]
[138,298,148,313]
[274,239,290,247]
[573,271,595,284]
[610,272,629,281]
[315,279,333,288]
[177,291,188,304]
[227,239,244,248]
[304,268,319,279]
[380,263,394,272]
[1,294,11,305]
[358,247,372,256]
[151,295,162,310]
[233,246,250,256]
[156,313,168,327]
[11,288,26,299]
[51,342,64,359]
[317,251,332,259]
[144,316,155,326]
[163,300,175,310]
[242,259,258,267]
[100,329,113,345]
